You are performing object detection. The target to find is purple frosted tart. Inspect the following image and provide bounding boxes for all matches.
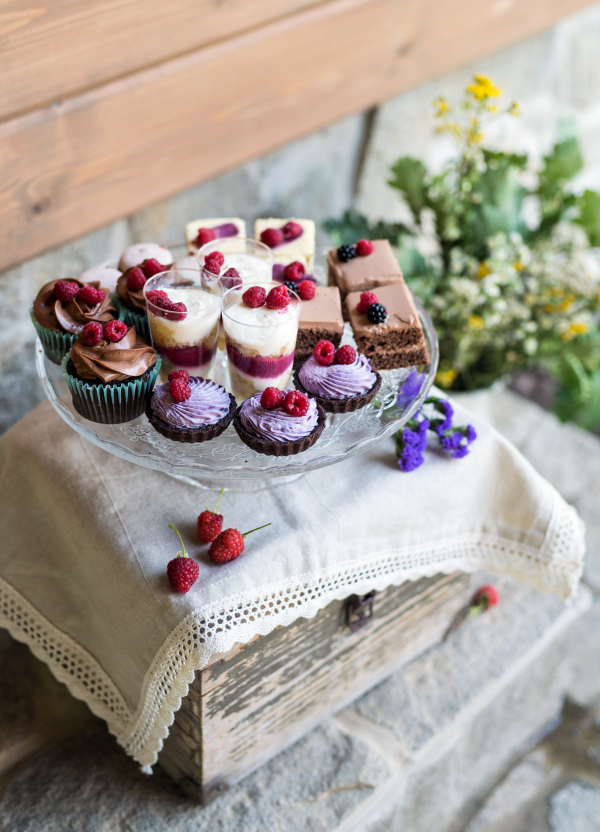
[294,354,382,413]
[146,377,236,443]
[233,391,326,456]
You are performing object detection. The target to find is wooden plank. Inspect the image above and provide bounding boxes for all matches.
[158,571,473,795]
[0,0,593,273]
[0,0,324,120]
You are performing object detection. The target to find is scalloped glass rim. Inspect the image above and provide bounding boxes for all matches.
[36,295,438,482]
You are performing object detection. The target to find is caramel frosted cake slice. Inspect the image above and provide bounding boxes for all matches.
[347,284,429,370]
[254,218,315,269]
[327,239,403,299]
[296,286,344,361]
[185,218,247,254]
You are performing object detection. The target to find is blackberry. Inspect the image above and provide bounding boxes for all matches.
[337,244,357,263]
[283,280,298,296]
[366,303,388,324]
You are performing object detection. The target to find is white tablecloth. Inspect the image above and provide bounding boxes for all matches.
[0,399,584,768]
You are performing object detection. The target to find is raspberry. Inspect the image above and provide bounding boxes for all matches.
[53,280,80,302]
[221,268,243,289]
[194,227,217,247]
[78,284,105,306]
[242,286,267,308]
[103,320,128,342]
[146,290,187,321]
[205,251,224,268]
[334,345,357,365]
[204,259,221,276]
[223,267,240,278]
[168,369,190,383]
[284,261,305,282]
[209,523,271,564]
[126,267,147,291]
[260,387,285,409]
[142,258,165,277]
[197,488,224,544]
[146,289,170,307]
[170,378,191,402]
[366,303,387,324]
[165,302,187,322]
[313,339,335,366]
[167,524,198,592]
[261,228,284,248]
[282,221,303,240]
[337,244,357,263]
[284,390,309,417]
[472,585,499,610]
[81,321,103,346]
[357,291,379,314]
[296,280,315,301]
[355,239,374,257]
[266,285,289,310]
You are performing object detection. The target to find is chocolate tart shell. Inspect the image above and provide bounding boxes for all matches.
[233,403,327,456]
[145,389,237,444]
[293,368,382,414]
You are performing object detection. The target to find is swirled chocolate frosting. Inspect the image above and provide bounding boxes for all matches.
[33,279,115,334]
[116,273,146,312]
[70,326,157,382]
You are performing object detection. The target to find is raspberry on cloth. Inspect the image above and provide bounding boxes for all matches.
[0,399,585,799]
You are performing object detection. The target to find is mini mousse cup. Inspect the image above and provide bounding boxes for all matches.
[143,267,222,383]
[198,238,274,352]
[222,282,302,401]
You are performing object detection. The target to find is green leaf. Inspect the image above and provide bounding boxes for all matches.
[388,157,430,219]
[322,210,409,246]
[540,137,584,186]
[574,189,600,246]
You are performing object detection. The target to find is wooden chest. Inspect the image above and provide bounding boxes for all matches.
[158,571,472,802]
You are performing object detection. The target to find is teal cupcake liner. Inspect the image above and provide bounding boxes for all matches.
[113,298,151,342]
[61,353,162,425]
[30,308,77,366]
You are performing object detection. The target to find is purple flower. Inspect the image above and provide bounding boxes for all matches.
[451,445,470,459]
[435,399,454,434]
[397,371,425,408]
[465,424,477,444]
[441,432,462,451]
[398,445,424,472]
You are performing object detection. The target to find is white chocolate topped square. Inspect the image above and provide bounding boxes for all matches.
[254,218,315,269]
[185,218,247,254]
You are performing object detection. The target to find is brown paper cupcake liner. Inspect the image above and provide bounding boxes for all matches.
[145,391,237,444]
[293,368,382,414]
[233,403,327,457]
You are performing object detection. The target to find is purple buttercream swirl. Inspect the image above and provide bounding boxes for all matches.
[152,377,230,427]
[240,391,319,442]
[298,354,376,399]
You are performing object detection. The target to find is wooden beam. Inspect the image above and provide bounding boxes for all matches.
[0,0,593,273]
[0,0,324,121]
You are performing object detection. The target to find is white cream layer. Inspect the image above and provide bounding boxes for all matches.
[223,296,299,356]
[221,253,272,283]
[148,287,221,347]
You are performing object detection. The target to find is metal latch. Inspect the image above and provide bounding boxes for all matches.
[346,591,376,633]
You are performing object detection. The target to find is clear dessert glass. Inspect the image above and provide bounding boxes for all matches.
[143,267,223,383]
[198,238,274,352]
[222,282,301,401]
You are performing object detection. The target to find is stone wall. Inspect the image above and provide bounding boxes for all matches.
[3,0,600,435]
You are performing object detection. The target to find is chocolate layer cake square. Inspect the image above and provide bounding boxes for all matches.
[347,283,429,370]
[327,240,404,299]
[295,286,344,361]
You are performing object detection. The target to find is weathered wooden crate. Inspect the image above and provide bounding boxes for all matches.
[158,571,473,802]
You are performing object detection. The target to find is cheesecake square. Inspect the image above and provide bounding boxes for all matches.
[296,286,344,360]
[347,283,429,370]
[327,239,403,299]
[254,218,315,269]
[186,218,247,254]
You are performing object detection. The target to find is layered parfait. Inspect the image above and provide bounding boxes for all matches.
[143,268,222,382]
[222,282,301,401]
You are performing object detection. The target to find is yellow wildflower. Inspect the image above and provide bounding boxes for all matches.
[561,322,588,340]
[436,368,458,388]
[477,262,491,279]
[513,261,523,272]
[486,104,498,113]
[545,292,576,313]
[508,101,521,117]
[433,96,451,117]
[468,314,485,330]
[467,74,501,101]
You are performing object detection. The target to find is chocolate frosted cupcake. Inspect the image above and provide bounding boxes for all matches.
[234,389,326,456]
[114,258,168,342]
[62,323,160,424]
[146,375,236,443]
[294,343,381,414]
[31,278,115,365]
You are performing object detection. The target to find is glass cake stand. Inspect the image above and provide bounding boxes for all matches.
[36,248,438,489]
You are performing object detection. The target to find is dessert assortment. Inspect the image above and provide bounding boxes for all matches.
[32,221,431,457]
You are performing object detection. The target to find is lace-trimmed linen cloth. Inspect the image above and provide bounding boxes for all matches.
[0,400,584,769]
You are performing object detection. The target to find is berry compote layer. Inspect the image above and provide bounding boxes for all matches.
[146,287,220,381]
